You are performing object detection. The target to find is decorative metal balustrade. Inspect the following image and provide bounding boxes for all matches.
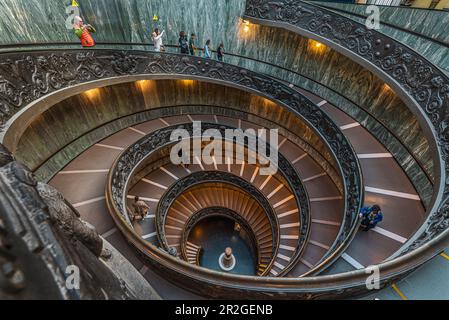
[161,180,274,275]
[0,42,434,176]
[244,0,449,258]
[108,122,314,275]
[0,47,366,297]
[0,42,432,205]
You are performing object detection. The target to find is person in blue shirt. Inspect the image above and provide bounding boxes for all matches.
[204,39,211,58]
[359,205,383,231]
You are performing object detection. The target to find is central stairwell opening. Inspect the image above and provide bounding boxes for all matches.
[188,215,257,276]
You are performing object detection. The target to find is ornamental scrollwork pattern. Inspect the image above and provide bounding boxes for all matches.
[109,122,320,273]
[244,0,449,259]
[0,49,362,269]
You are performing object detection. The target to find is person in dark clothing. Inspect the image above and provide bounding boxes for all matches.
[179,31,189,54]
[189,33,197,55]
[359,205,383,231]
[217,42,225,62]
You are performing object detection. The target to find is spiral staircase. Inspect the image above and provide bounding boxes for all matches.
[1,0,449,300]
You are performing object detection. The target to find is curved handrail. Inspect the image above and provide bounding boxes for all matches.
[96,0,449,295]
[0,47,363,296]
[109,122,313,275]
[244,0,448,257]
[0,0,445,296]
[0,41,433,189]
[156,173,280,259]
[315,1,449,13]
[106,185,449,299]
[101,51,361,289]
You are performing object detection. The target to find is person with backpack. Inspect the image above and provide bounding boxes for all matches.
[217,42,225,62]
[179,31,189,54]
[359,204,383,231]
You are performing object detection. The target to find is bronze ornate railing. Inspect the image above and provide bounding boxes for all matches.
[0,41,433,200]
[108,122,314,275]
[156,172,280,256]
[0,47,364,297]
[0,0,447,297]
[244,0,449,259]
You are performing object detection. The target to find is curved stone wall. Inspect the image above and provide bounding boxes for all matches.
[314,2,449,74]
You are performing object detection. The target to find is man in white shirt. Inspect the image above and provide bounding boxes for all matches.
[152,28,165,52]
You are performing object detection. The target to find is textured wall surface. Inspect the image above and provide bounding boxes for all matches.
[0,0,245,46]
[0,0,435,197]
[315,2,449,43]
[15,80,337,183]
[315,2,449,73]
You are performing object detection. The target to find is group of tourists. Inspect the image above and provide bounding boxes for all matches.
[154,29,225,61]
[72,16,225,61]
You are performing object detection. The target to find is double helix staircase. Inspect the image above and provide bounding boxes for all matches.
[2,0,445,297]
[47,98,425,298]
[126,139,308,276]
